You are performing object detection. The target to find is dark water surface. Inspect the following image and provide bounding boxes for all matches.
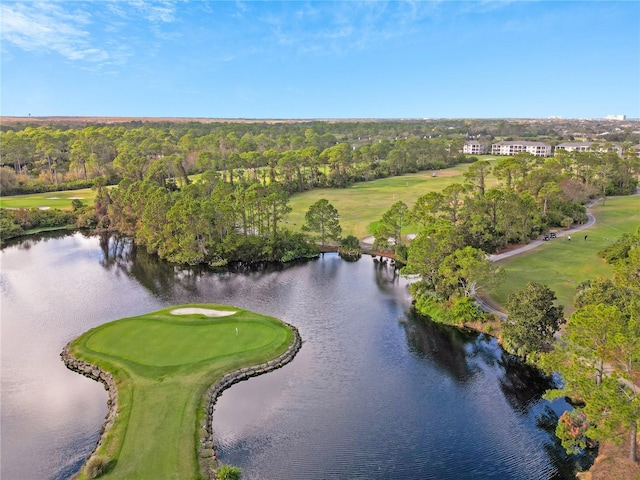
[1,232,585,479]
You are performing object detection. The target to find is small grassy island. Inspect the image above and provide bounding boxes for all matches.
[62,304,301,479]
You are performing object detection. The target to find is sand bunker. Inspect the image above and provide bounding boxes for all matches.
[170,307,237,317]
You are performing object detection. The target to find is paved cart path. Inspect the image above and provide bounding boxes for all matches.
[473,199,601,319]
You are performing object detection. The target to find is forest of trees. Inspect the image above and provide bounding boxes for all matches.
[1,118,638,196]
[0,121,471,254]
[0,121,471,196]
[368,145,638,324]
[2,120,639,266]
[541,230,640,463]
[1,118,638,469]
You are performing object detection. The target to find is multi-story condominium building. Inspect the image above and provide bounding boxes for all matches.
[554,142,593,153]
[491,141,551,157]
[463,141,487,155]
[555,142,624,157]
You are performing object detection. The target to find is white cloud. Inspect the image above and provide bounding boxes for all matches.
[1,0,179,66]
[0,1,109,62]
[126,0,177,24]
[257,1,444,57]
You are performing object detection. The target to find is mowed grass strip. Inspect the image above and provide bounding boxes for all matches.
[286,157,500,239]
[0,188,97,210]
[68,304,295,480]
[1,158,497,238]
[490,195,640,313]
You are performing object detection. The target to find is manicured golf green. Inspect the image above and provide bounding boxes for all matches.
[0,188,96,210]
[67,304,296,479]
[490,195,640,313]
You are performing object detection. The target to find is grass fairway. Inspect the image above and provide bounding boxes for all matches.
[286,158,499,239]
[1,158,497,239]
[0,188,97,210]
[490,195,640,313]
[67,304,295,480]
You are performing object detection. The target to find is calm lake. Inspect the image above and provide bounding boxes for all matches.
[0,232,588,479]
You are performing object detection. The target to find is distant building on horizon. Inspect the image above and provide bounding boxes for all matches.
[555,141,624,157]
[554,142,593,153]
[491,140,551,157]
[605,114,626,120]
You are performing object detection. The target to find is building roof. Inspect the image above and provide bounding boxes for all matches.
[556,142,592,148]
[493,141,550,147]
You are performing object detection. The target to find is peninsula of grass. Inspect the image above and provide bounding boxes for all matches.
[63,304,299,480]
[489,195,640,313]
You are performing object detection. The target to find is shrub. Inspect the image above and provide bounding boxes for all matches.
[340,235,360,250]
[338,235,361,261]
[71,198,84,211]
[451,296,483,324]
[217,464,242,480]
[85,455,114,479]
[0,211,24,241]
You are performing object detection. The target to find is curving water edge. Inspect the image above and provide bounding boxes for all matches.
[60,322,302,479]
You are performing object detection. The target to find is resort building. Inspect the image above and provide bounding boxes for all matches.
[463,141,487,155]
[554,142,593,153]
[555,142,624,157]
[491,141,552,157]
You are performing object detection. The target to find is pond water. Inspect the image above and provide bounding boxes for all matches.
[0,232,587,479]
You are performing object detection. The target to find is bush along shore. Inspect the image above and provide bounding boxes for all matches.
[60,322,303,480]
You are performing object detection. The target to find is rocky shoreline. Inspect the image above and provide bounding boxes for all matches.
[60,323,303,480]
[198,322,303,478]
[59,344,119,479]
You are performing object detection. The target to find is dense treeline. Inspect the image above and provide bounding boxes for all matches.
[542,229,640,463]
[1,120,638,267]
[379,150,639,322]
[2,118,638,196]
[106,177,322,265]
[0,123,469,196]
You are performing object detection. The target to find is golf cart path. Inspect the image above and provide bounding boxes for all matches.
[475,191,640,318]
[489,198,598,262]
[473,198,602,320]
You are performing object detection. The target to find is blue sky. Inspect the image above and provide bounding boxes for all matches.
[1,1,639,119]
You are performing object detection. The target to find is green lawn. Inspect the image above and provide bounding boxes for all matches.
[286,158,499,239]
[0,159,498,240]
[68,304,295,480]
[489,195,640,313]
[0,188,97,210]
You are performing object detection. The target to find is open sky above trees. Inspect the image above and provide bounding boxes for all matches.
[1,0,638,119]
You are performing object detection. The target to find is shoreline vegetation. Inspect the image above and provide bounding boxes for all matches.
[2,118,638,478]
[61,304,301,480]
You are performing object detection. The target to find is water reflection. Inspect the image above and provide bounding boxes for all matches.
[1,233,590,480]
[499,354,554,414]
[403,309,476,381]
[402,310,593,479]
